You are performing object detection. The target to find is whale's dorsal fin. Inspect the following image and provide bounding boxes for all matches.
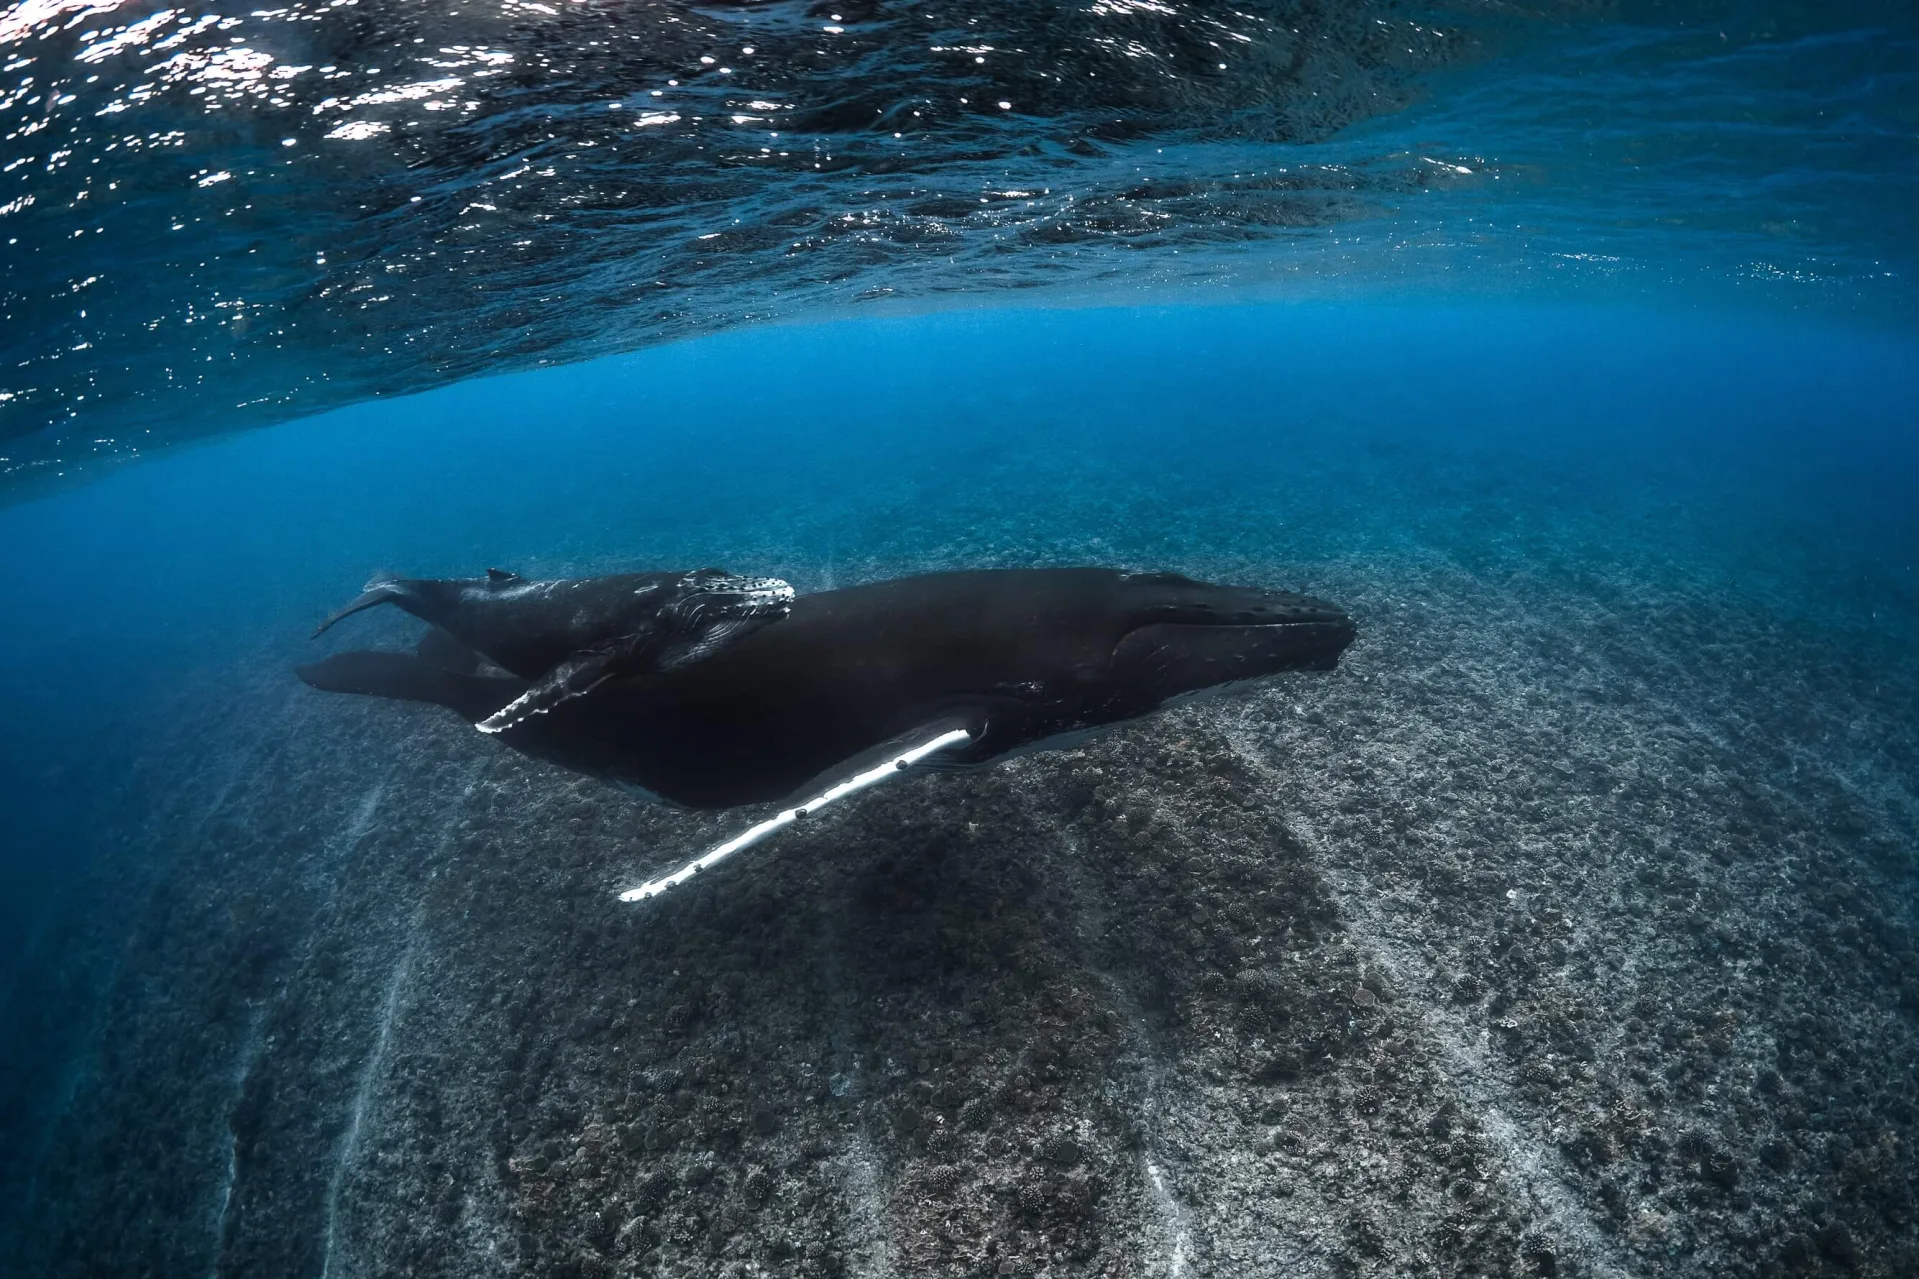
[486,567,522,584]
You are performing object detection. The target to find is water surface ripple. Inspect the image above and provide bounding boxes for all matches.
[1,0,1914,486]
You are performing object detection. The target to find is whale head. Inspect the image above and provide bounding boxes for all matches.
[1103,571,1356,699]
[915,569,1356,763]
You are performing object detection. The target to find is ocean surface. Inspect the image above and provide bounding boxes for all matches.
[2,1,1917,1276]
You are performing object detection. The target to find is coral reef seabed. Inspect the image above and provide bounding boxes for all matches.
[4,547,1917,1279]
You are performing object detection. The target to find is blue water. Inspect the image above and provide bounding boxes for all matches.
[3,0,1919,1273]
[5,295,1915,976]
[2,302,1909,784]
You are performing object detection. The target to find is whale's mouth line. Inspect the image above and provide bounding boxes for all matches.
[1233,617,1350,629]
[1121,615,1356,642]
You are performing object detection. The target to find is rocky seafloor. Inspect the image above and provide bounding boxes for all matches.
[4,525,1918,1279]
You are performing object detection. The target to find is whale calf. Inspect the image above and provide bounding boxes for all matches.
[313,566,794,731]
[299,567,1355,895]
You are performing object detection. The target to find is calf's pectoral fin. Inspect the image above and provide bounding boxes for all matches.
[475,648,625,735]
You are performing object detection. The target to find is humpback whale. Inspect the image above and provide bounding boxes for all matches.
[312,566,794,732]
[299,567,1355,898]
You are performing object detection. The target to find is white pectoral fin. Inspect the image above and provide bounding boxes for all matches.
[475,650,621,734]
[616,724,976,903]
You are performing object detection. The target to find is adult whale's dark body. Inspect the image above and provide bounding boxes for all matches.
[299,568,1356,809]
